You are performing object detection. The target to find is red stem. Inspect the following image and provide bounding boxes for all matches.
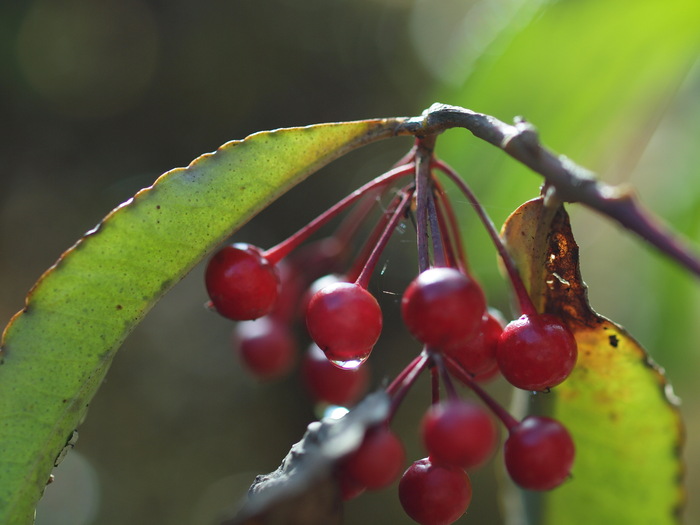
[344,201,394,283]
[355,187,414,289]
[386,351,430,422]
[333,186,386,249]
[430,365,440,405]
[426,190,447,268]
[432,159,537,317]
[442,353,519,431]
[433,178,470,274]
[431,352,459,402]
[264,163,415,264]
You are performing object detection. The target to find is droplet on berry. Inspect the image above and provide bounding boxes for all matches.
[421,399,498,470]
[205,243,279,321]
[232,316,296,380]
[338,426,405,490]
[401,267,486,349]
[305,282,382,369]
[302,343,369,406]
[504,416,575,491]
[496,313,577,391]
[398,457,472,525]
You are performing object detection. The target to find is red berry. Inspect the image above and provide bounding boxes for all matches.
[205,243,279,321]
[339,426,405,490]
[421,400,498,469]
[302,343,369,406]
[496,313,577,391]
[444,313,502,376]
[398,458,472,525]
[301,273,345,317]
[472,361,500,383]
[334,469,366,501]
[293,237,346,278]
[401,267,486,349]
[233,317,296,380]
[306,282,382,369]
[504,416,575,491]
[267,260,305,323]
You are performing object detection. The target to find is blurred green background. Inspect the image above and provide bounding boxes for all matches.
[1,0,699,523]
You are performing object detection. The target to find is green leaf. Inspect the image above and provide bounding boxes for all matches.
[501,198,683,525]
[0,118,403,524]
[432,0,700,282]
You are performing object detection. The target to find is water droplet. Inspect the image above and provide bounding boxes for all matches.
[327,349,371,370]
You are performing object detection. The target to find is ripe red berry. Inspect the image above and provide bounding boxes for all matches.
[496,313,577,391]
[267,260,305,323]
[334,469,366,501]
[302,343,369,406]
[472,361,500,383]
[205,243,279,321]
[232,317,296,380]
[401,267,486,349]
[301,273,344,317]
[338,426,405,490]
[305,282,382,369]
[504,416,575,491]
[421,400,498,469]
[398,458,472,525]
[444,313,502,376]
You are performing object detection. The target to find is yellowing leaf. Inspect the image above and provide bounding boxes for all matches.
[501,198,683,525]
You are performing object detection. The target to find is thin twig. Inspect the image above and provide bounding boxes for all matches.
[394,104,700,278]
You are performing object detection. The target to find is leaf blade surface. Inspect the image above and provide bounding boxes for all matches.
[0,118,403,524]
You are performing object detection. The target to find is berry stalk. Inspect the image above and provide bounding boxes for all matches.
[386,351,430,421]
[430,364,441,405]
[442,353,519,431]
[432,159,537,317]
[355,187,414,289]
[426,190,448,268]
[433,179,469,273]
[264,163,415,264]
[431,352,460,402]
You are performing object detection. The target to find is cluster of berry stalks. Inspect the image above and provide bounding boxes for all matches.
[205,141,578,524]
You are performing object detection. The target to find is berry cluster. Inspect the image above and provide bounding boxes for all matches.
[205,141,577,523]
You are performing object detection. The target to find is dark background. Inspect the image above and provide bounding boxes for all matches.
[1,1,699,524]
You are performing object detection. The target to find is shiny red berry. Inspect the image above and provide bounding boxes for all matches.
[335,469,366,501]
[301,273,344,316]
[205,243,279,321]
[232,317,296,380]
[302,344,369,406]
[504,416,575,491]
[421,400,498,469]
[402,267,486,349]
[496,313,577,391]
[398,458,472,525]
[471,361,500,383]
[338,426,405,490]
[306,282,382,369]
[444,313,502,376]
